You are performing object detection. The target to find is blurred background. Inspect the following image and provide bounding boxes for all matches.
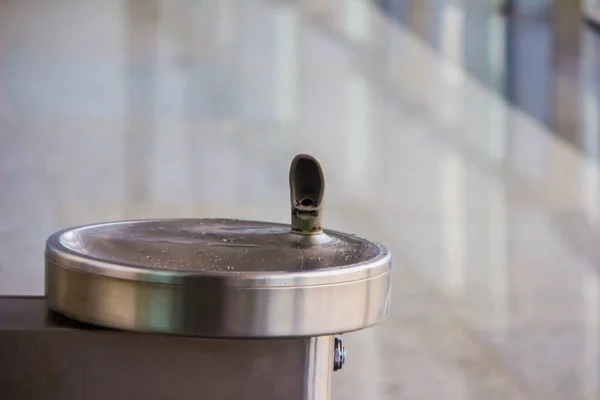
[3,0,600,398]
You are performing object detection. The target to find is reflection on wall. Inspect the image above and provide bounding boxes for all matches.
[438,1,465,126]
[377,0,566,144]
[584,276,600,400]
[489,180,508,336]
[505,14,553,126]
[551,0,582,146]
[580,26,600,400]
[343,0,372,195]
[430,0,511,325]
[438,2,466,294]
[274,5,299,125]
[580,28,600,171]
[124,0,157,215]
[440,152,466,294]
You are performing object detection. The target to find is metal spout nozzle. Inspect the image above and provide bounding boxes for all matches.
[289,154,325,235]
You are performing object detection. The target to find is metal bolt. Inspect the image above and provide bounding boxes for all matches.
[333,337,346,371]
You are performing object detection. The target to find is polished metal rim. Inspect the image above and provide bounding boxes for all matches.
[45,257,392,337]
[45,219,391,287]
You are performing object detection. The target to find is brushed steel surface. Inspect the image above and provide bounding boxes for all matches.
[45,219,389,283]
[0,297,333,400]
[46,256,391,337]
[45,218,391,337]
